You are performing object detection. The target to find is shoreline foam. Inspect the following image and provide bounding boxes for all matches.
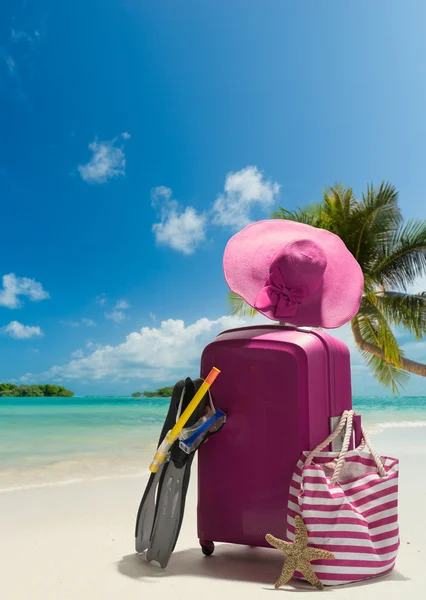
[0,470,145,495]
[373,420,426,429]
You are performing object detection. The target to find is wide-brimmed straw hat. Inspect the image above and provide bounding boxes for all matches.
[223,220,364,328]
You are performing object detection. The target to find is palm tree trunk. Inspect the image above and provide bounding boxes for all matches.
[351,320,426,377]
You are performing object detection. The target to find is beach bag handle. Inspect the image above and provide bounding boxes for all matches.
[305,410,387,484]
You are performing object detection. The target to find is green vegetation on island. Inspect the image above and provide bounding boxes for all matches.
[0,383,74,397]
[132,386,174,398]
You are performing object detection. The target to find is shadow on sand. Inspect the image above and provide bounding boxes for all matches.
[117,544,409,592]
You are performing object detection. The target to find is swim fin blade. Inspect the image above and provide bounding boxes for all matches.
[135,467,164,553]
[135,380,186,553]
[146,378,205,568]
[145,459,193,568]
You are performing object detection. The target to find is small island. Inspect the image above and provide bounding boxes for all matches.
[0,383,74,397]
[132,386,174,398]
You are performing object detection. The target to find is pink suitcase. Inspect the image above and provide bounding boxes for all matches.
[197,324,359,555]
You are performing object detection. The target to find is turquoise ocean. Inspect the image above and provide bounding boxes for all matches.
[1,396,425,491]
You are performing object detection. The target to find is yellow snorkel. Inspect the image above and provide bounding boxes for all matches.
[149,367,221,473]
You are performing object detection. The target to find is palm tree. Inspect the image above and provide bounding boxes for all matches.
[228,182,426,393]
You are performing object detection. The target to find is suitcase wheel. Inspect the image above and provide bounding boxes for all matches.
[201,541,215,557]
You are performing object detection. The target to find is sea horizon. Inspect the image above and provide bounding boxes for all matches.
[2,393,425,399]
[1,395,425,493]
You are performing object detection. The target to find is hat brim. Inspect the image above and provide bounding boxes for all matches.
[223,220,363,328]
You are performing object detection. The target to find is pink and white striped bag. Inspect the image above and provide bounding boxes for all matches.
[287,410,399,586]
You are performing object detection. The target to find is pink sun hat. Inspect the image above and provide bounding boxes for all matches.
[223,220,364,328]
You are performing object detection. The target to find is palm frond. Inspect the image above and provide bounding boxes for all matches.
[371,219,426,289]
[358,351,409,394]
[358,182,401,234]
[271,206,323,227]
[351,182,401,269]
[227,292,257,317]
[371,291,426,339]
[358,298,402,365]
[353,309,408,393]
[323,184,355,216]
[321,185,356,239]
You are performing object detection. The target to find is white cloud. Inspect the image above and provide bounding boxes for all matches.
[121,132,131,139]
[0,273,50,309]
[0,48,23,98]
[22,314,271,383]
[150,166,280,254]
[11,29,36,42]
[78,134,129,183]
[151,186,172,204]
[60,318,96,327]
[2,321,44,340]
[96,294,108,305]
[16,312,426,396]
[86,341,103,351]
[212,166,280,230]
[152,187,206,255]
[0,50,16,75]
[81,318,96,327]
[105,310,127,323]
[115,299,130,310]
[60,320,80,327]
[71,349,84,359]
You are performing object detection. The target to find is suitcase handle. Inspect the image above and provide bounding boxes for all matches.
[329,414,362,451]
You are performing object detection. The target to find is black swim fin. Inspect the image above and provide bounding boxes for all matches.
[146,378,208,568]
[134,379,186,553]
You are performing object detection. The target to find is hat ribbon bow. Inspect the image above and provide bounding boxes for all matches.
[254,268,307,318]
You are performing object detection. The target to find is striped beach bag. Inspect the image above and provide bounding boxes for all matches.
[287,410,399,586]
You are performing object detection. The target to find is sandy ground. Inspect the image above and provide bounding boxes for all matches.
[0,429,424,600]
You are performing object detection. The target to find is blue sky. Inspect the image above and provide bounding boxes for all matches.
[0,0,425,396]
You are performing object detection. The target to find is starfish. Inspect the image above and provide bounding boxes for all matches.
[266,516,335,590]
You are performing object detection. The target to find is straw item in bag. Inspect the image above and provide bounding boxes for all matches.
[286,410,399,586]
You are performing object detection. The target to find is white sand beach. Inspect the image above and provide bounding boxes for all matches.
[1,427,424,600]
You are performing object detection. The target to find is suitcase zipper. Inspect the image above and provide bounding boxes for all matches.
[298,328,343,451]
[324,338,346,451]
[299,328,337,415]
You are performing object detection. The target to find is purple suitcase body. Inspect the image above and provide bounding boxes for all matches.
[198,325,358,552]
